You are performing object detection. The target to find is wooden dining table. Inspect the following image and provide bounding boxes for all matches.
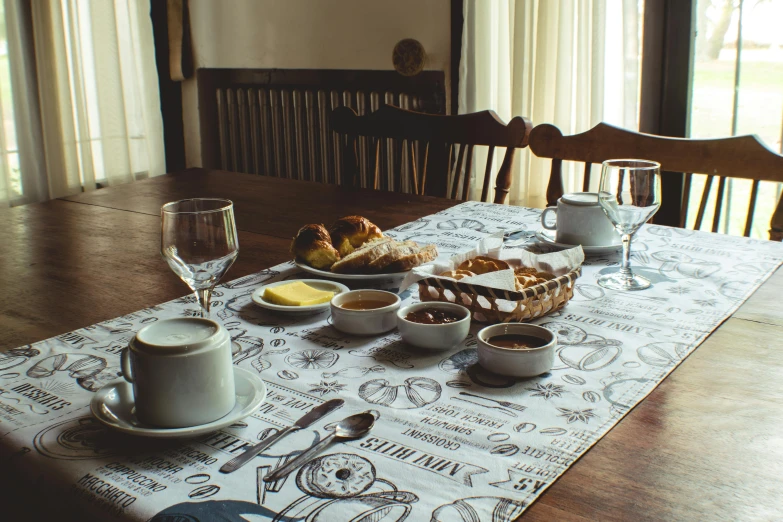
[1,168,781,521]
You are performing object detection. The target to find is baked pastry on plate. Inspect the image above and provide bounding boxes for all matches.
[292,215,437,274]
[331,238,438,274]
[290,224,340,270]
[329,216,384,257]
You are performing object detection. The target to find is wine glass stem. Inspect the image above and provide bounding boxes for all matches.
[196,288,213,317]
[620,234,633,281]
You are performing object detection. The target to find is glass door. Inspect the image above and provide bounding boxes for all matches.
[688,0,783,237]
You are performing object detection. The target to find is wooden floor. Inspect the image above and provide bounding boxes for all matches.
[1,169,781,521]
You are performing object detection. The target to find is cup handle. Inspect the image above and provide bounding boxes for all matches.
[541,207,557,230]
[120,348,134,383]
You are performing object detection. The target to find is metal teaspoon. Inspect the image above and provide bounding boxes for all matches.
[263,412,375,483]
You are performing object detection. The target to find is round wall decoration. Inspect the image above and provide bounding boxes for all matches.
[392,39,426,77]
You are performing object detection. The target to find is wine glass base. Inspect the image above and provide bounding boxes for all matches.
[597,272,651,291]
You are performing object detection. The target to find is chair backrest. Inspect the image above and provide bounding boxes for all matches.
[330,104,532,203]
[197,68,447,182]
[529,122,783,240]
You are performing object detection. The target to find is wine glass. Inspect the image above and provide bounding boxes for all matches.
[161,198,239,316]
[597,160,661,291]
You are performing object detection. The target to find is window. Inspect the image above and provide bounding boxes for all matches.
[0,0,164,207]
[688,0,783,237]
[0,2,21,203]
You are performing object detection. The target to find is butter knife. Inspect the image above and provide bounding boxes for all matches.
[219,398,344,474]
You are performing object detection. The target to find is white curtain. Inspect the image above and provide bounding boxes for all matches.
[0,0,164,207]
[460,0,641,207]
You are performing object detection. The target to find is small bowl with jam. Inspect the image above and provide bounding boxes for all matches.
[396,302,471,351]
[477,324,556,378]
[330,290,401,335]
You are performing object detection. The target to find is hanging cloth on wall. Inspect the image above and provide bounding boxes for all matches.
[167,0,193,82]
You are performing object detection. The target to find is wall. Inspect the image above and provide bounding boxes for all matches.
[182,0,452,167]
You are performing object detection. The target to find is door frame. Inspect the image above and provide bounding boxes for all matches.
[639,0,696,226]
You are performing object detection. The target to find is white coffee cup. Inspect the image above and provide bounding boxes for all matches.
[540,192,619,246]
[121,318,236,428]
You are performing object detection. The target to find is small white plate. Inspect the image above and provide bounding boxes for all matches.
[252,279,350,315]
[295,261,409,281]
[90,367,266,438]
[535,229,622,255]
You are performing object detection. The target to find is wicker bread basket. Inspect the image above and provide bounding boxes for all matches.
[417,267,581,323]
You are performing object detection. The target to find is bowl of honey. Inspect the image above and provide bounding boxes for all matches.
[396,302,471,351]
[330,290,401,335]
[476,324,556,377]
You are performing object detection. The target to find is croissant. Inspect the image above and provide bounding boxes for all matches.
[329,216,384,257]
[290,224,340,270]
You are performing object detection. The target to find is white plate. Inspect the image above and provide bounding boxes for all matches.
[535,229,622,255]
[90,367,266,438]
[295,261,409,281]
[252,279,350,314]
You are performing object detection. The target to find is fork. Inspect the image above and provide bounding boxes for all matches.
[459,392,527,412]
[453,397,518,417]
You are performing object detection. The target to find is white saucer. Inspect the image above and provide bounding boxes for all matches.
[252,279,350,315]
[535,229,622,255]
[90,367,267,438]
[295,261,409,281]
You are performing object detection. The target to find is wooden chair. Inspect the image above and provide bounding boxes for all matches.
[529,122,783,240]
[330,104,532,203]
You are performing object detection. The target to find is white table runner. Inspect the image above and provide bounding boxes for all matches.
[1,201,782,522]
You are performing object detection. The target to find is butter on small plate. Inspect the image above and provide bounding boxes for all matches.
[252,279,350,315]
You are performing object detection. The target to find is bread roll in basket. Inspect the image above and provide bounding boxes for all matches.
[417,265,581,323]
